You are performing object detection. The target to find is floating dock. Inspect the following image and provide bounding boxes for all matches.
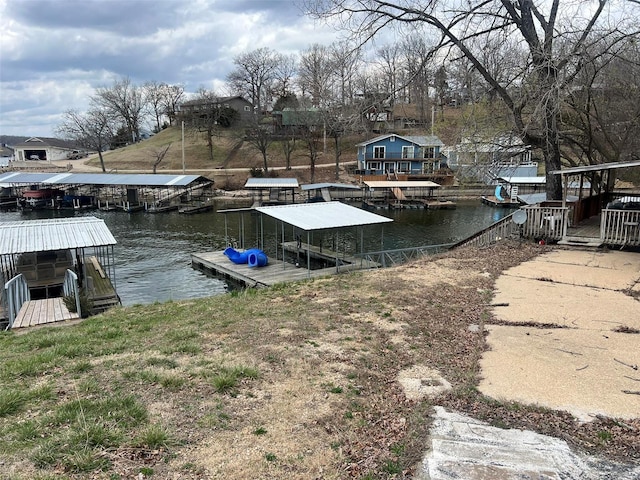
[192,249,378,288]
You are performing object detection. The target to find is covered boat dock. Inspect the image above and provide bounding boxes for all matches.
[1,217,120,329]
[0,172,212,212]
[192,202,393,287]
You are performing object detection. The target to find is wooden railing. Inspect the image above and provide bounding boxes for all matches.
[520,206,569,241]
[4,274,30,330]
[601,209,640,247]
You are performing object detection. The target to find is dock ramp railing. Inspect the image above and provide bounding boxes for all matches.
[4,274,30,330]
[63,269,81,318]
[356,243,453,268]
[451,212,519,249]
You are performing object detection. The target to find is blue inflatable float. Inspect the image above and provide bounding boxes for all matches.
[224,247,268,268]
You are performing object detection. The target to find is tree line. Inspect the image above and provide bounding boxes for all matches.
[57,0,640,196]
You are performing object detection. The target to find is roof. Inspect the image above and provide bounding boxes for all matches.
[301,183,361,191]
[364,181,441,188]
[498,176,546,185]
[356,133,444,147]
[0,172,211,187]
[13,136,80,150]
[0,217,117,255]
[550,159,640,175]
[244,178,299,189]
[255,201,393,231]
[519,193,579,205]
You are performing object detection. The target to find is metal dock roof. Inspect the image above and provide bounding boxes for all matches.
[244,178,299,189]
[0,172,210,187]
[301,183,362,191]
[255,201,392,231]
[363,181,440,188]
[0,217,117,255]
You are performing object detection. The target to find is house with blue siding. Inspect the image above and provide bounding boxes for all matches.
[356,134,446,176]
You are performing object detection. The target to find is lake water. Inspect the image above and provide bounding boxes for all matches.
[0,201,509,306]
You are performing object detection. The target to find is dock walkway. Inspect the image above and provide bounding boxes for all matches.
[12,298,80,329]
[192,250,374,288]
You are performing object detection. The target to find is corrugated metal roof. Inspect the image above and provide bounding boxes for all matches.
[244,178,299,188]
[364,181,440,188]
[301,183,361,191]
[255,201,392,231]
[0,217,116,255]
[0,172,210,187]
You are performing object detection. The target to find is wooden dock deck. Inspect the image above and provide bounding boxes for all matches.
[192,250,376,288]
[12,298,80,329]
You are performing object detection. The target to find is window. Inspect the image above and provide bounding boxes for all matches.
[373,146,385,159]
[423,161,435,174]
[390,136,395,142]
[423,147,435,159]
[366,161,381,171]
[402,146,414,159]
[398,161,410,173]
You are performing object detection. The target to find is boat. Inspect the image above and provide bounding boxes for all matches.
[18,187,64,210]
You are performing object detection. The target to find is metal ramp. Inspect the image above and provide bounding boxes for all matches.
[320,188,332,202]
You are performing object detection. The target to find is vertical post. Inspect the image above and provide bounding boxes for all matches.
[181,121,185,174]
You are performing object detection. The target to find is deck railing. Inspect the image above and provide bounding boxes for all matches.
[520,206,569,241]
[601,209,640,246]
[4,273,30,330]
[63,269,81,318]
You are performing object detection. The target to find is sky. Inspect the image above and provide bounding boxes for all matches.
[0,0,343,138]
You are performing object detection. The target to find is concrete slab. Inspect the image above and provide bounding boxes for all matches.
[492,276,640,330]
[480,326,640,420]
[417,407,640,480]
[502,250,640,290]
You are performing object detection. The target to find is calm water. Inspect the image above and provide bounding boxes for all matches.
[0,201,508,306]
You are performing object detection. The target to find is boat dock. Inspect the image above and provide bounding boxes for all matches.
[191,250,377,288]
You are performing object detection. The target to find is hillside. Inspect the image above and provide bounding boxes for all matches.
[87,126,366,187]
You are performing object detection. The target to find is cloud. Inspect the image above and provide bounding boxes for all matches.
[0,0,340,137]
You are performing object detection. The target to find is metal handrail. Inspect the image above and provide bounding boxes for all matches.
[4,274,30,330]
[63,269,81,318]
[355,243,454,268]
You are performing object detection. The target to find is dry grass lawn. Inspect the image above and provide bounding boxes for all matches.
[1,242,638,479]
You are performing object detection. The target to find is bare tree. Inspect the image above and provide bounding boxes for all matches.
[150,143,172,174]
[227,48,281,114]
[272,53,298,100]
[298,44,335,107]
[304,0,639,200]
[56,108,115,172]
[330,41,361,106]
[181,89,237,163]
[144,81,168,133]
[244,116,274,173]
[94,77,146,144]
[161,84,185,126]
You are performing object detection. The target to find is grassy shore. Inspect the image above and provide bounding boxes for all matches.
[1,242,638,479]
